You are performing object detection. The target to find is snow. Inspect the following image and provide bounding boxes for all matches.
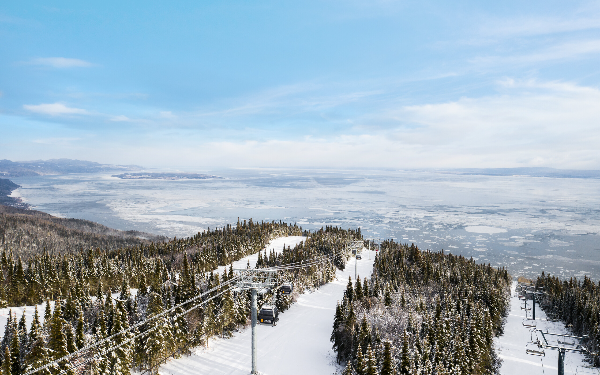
[212,236,307,276]
[159,246,377,375]
[0,301,53,333]
[465,226,507,234]
[496,281,599,375]
[0,237,306,337]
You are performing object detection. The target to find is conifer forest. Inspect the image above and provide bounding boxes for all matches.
[331,241,512,375]
[0,217,361,374]
[536,273,600,366]
[3,202,599,375]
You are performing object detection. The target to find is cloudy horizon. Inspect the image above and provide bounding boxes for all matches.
[1,0,599,169]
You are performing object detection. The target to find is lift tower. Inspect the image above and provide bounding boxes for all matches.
[234,268,278,374]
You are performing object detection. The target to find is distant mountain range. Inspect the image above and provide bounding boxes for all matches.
[441,167,600,179]
[0,158,141,177]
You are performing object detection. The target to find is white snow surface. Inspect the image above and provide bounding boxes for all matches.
[496,281,598,375]
[0,237,306,336]
[213,236,307,276]
[160,243,377,375]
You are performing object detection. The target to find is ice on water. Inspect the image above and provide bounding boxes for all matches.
[11,168,600,280]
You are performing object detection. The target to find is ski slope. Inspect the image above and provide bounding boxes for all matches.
[159,242,377,375]
[496,281,599,375]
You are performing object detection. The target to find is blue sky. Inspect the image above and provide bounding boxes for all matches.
[1,0,599,169]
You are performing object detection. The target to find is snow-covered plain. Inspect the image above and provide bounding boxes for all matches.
[159,242,377,375]
[496,282,599,375]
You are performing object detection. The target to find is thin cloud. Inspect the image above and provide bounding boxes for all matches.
[470,39,600,66]
[30,57,93,68]
[479,16,600,38]
[159,111,177,119]
[33,137,80,145]
[110,115,132,122]
[23,102,88,116]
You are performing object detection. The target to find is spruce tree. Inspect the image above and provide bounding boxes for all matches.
[110,306,132,375]
[47,301,71,375]
[144,292,173,370]
[9,328,19,375]
[172,307,189,354]
[380,342,395,375]
[399,332,410,375]
[43,302,51,331]
[355,344,366,375]
[23,307,51,375]
[365,345,377,375]
[343,361,354,375]
[3,346,12,375]
[75,307,85,350]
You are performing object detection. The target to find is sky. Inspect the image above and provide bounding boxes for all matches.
[1,0,599,170]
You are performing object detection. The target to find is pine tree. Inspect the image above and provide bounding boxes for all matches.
[95,311,110,375]
[75,307,85,350]
[365,345,377,375]
[380,342,395,375]
[109,305,132,375]
[355,277,363,301]
[23,307,51,375]
[355,344,366,375]
[144,292,173,370]
[43,302,52,332]
[172,307,189,354]
[9,327,20,375]
[3,346,12,375]
[47,301,71,375]
[345,277,354,303]
[343,361,354,375]
[220,289,234,337]
[399,332,410,375]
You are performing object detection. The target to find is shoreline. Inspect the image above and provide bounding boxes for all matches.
[0,178,29,209]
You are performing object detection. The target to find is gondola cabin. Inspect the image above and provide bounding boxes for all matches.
[281,282,293,295]
[258,305,278,326]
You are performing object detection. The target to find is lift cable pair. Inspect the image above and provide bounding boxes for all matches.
[24,251,335,375]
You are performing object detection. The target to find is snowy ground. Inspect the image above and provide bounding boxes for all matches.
[0,236,306,335]
[496,281,599,375]
[159,244,377,375]
[213,236,307,276]
[0,300,53,333]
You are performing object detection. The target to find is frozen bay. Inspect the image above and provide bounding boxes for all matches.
[10,168,600,280]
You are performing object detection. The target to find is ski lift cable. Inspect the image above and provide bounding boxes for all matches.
[30,249,339,375]
[56,283,238,375]
[24,276,241,375]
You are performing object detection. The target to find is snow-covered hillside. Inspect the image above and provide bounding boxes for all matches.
[159,242,377,375]
[496,282,598,375]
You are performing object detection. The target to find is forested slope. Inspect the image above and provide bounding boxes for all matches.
[332,241,511,375]
[0,205,165,259]
[0,223,360,374]
[536,273,600,367]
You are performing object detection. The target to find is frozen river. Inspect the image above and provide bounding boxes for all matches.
[10,168,600,280]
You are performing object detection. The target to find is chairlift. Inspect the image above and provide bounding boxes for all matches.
[526,349,545,357]
[280,282,293,295]
[258,305,279,326]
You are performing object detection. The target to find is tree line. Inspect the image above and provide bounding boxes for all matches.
[332,241,511,375]
[0,221,361,374]
[536,272,600,367]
